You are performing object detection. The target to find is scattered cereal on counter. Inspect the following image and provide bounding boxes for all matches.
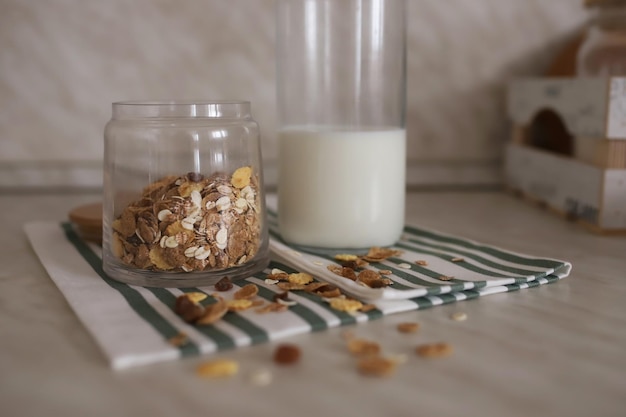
[249,368,273,387]
[451,312,467,321]
[416,343,453,358]
[396,322,420,333]
[273,344,301,365]
[346,338,381,357]
[196,358,239,378]
[357,356,397,377]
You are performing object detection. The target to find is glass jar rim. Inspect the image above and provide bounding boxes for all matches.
[111,100,252,119]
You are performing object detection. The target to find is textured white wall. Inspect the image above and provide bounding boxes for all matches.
[0,0,587,188]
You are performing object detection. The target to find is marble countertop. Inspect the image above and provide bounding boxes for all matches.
[1,191,625,417]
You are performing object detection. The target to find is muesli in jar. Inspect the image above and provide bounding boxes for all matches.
[110,166,261,273]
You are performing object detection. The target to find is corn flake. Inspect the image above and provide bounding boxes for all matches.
[231,166,252,189]
[185,292,208,303]
[416,342,453,358]
[329,298,363,313]
[334,253,359,262]
[347,338,381,356]
[227,299,254,311]
[288,272,314,285]
[196,359,239,378]
[196,299,228,325]
[357,356,397,377]
[234,283,259,300]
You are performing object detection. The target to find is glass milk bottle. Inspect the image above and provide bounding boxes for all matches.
[276,0,407,249]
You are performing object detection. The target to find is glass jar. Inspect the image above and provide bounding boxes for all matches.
[276,0,407,250]
[577,0,626,76]
[102,101,270,287]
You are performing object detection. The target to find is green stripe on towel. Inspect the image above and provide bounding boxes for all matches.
[62,223,201,358]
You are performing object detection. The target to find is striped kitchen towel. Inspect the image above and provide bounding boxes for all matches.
[267,210,572,304]
[24,220,571,369]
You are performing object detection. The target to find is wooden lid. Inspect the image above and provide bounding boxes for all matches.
[68,202,103,229]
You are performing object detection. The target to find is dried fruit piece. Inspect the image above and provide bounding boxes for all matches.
[231,166,252,189]
[234,283,259,300]
[416,342,453,358]
[397,322,420,333]
[357,356,397,377]
[288,272,314,285]
[186,171,204,182]
[273,344,301,365]
[196,358,239,378]
[214,276,233,292]
[437,275,453,281]
[174,294,205,323]
[347,339,381,356]
[415,260,428,266]
[329,298,363,313]
[451,257,464,262]
[196,299,228,325]
[185,292,208,303]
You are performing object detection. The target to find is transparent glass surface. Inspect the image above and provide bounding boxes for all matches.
[103,101,270,287]
[276,0,407,249]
